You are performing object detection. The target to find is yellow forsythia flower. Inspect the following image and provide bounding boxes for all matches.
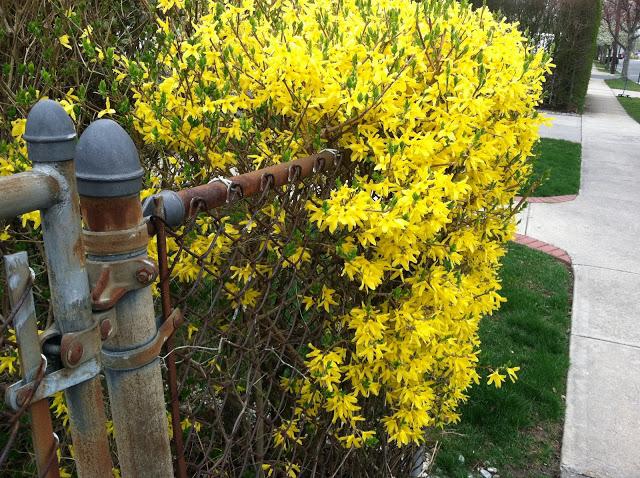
[58,34,72,50]
[487,370,507,389]
[507,366,521,383]
[97,98,115,118]
[157,0,184,13]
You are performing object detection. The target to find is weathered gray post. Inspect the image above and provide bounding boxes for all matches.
[4,252,60,478]
[23,100,113,476]
[74,119,173,477]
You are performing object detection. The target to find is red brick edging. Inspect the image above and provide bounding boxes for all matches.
[515,194,577,204]
[527,194,577,203]
[513,233,572,266]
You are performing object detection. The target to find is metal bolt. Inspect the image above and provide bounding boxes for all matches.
[66,342,84,367]
[100,319,113,341]
[136,267,154,284]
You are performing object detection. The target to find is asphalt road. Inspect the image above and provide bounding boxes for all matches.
[617,59,640,81]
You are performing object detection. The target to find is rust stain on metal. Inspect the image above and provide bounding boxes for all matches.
[87,258,158,310]
[80,195,143,232]
[80,191,173,475]
[101,309,183,370]
[30,400,61,478]
[100,319,113,341]
[73,237,85,263]
[16,387,31,407]
[67,342,84,366]
[93,287,127,311]
[91,268,111,304]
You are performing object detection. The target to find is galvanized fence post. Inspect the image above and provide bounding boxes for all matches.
[74,119,173,477]
[23,100,114,477]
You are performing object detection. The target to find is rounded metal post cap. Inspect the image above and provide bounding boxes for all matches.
[23,99,77,163]
[75,119,144,198]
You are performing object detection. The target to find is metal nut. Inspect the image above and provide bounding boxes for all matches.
[66,342,84,367]
[135,267,154,284]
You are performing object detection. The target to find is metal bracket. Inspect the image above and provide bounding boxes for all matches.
[102,308,184,371]
[5,309,117,410]
[87,257,158,310]
[59,308,117,369]
[59,320,101,369]
[5,356,101,411]
[83,223,149,256]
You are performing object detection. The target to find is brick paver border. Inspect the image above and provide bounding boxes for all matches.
[515,194,578,204]
[513,233,572,266]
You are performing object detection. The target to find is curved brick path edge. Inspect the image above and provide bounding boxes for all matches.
[513,233,572,266]
[512,171,579,257]
[511,195,577,265]
[526,194,577,203]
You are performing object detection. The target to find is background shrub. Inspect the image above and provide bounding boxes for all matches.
[472,0,601,111]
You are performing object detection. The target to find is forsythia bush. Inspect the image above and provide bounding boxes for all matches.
[1,0,550,474]
[125,0,549,454]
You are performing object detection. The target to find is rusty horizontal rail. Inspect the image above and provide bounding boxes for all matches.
[144,149,344,233]
[177,149,341,215]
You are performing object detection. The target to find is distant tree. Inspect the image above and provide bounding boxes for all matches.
[475,0,559,44]
[603,0,640,77]
[471,0,601,112]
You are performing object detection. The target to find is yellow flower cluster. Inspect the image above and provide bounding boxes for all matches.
[124,0,549,454]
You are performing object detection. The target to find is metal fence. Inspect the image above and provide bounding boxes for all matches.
[0,100,423,477]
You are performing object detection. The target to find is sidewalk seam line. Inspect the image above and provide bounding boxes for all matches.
[573,263,640,277]
[571,332,640,351]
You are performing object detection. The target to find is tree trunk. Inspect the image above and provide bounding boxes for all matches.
[622,36,634,78]
[611,0,622,74]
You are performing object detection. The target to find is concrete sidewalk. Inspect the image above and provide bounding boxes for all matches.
[538,110,582,142]
[524,70,640,477]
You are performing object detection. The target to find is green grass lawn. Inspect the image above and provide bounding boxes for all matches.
[605,77,640,92]
[434,243,572,478]
[594,61,609,72]
[523,138,582,197]
[616,96,640,125]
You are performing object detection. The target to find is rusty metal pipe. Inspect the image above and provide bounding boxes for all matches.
[176,149,340,220]
[4,252,60,478]
[81,194,173,478]
[76,119,172,478]
[0,170,59,221]
[154,196,187,478]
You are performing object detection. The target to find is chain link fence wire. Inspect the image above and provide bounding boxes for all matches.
[0,158,421,477]
[154,160,420,477]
